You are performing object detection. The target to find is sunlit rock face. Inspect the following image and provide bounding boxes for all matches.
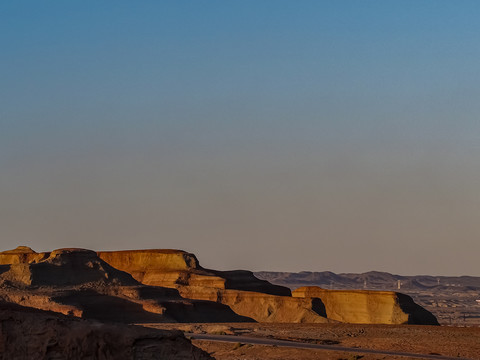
[97,249,226,289]
[0,246,438,325]
[0,247,253,323]
[0,246,47,265]
[97,249,290,296]
[96,249,329,323]
[170,284,328,323]
[0,247,137,287]
[293,286,439,325]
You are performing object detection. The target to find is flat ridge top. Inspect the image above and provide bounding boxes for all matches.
[1,246,37,254]
[97,249,190,255]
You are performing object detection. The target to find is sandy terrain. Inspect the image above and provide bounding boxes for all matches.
[143,323,480,360]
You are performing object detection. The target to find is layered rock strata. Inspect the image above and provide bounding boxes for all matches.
[0,246,439,325]
[97,249,290,295]
[293,286,439,325]
[0,248,137,287]
[0,247,252,323]
[97,249,329,323]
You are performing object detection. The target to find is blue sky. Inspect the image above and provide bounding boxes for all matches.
[1,1,480,275]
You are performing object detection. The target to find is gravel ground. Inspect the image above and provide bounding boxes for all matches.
[142,322,480,360]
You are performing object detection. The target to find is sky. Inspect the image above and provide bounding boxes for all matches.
[1,1,480,276]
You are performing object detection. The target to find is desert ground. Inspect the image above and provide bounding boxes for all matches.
[144,322,480,360]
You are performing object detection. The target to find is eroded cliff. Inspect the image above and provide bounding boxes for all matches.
[293,286,439,325]
[0,247,252,323]
[0,246,438,325]
[97,249,329,323]
[97,249,290,296]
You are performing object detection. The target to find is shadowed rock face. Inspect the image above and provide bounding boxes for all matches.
[97,249,291,296]
[96,249,330,323]
[293,286,439,325]
[0,247,253,323]
[0,301,212,360]
[0,246,438,325]
[3,248,138,287]
[176,286,330,323]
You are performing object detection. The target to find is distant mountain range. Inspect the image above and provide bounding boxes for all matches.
[254,271,480,292]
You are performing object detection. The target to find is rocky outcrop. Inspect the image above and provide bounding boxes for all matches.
[0,248,253,323]
[0,246,48,265]
[96,250,329,323]
[0,246,438,325]
[97,249,290,296]
[0,300,212,360]
[1,248,138,287]
[176,286,329,323]
[292,286,439,325]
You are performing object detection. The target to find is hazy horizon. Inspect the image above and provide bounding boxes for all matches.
[2,1,480,276]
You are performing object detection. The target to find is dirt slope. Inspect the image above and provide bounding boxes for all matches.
[0,300,212,360]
